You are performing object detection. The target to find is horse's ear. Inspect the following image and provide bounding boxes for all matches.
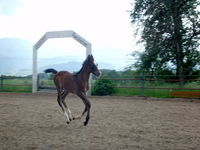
[87,54,94,61]
[90,54,94,60]
[86,55,90,60]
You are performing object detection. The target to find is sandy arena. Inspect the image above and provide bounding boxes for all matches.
[0,93,200,150]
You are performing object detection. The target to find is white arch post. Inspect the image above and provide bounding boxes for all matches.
[32,30,92,94]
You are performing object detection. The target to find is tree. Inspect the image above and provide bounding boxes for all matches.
[130,0,200,79]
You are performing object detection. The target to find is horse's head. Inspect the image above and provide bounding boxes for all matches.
[86,55,101,76]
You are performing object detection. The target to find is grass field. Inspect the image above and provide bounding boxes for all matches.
[0,78,32,92]
[114,80,200,98]
[116,88,171,98]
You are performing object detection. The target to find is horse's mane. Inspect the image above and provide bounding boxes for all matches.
[74,55,94,76]
[74,59,88,76]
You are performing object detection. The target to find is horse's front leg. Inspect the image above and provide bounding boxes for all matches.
[77,92,91,126]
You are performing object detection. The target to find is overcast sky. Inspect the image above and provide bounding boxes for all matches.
[0,0,137,70]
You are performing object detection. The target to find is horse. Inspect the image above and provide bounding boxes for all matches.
[45,55,101,126]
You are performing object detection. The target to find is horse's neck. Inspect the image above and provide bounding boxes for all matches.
[77,68,90,83]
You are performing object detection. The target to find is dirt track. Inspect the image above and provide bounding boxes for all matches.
[0,93,200,150]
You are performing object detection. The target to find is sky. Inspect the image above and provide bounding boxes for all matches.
[0,0,137,70]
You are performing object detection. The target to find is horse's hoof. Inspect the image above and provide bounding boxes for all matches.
[84,121,88,126]
[66,121,70,124]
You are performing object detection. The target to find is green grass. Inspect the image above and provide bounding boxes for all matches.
[114,81,200,98]
[3,78,32,84]
[39,79,55,86]
[115,88,171,98]
[1,85,32,92]
[0,78,32,92]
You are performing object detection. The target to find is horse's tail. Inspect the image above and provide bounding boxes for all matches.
[44,68,58,74]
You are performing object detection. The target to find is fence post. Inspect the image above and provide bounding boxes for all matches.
[179,75,184,87]
[37,74,40,91]
[0,75,3,91]
[140,75,145,96]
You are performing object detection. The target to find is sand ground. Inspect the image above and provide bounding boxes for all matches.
[0,93,200,150]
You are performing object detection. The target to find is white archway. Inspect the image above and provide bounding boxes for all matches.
[32,30,92,94]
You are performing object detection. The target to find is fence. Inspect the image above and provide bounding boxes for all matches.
[0,75,32,92]
[38,74,55,90]
[103,76,200,98]
[37,75,200,98]
[1,74,200,98]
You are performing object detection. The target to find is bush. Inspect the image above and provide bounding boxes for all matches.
[92,76,116,96]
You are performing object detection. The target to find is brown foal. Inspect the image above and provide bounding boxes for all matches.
[45,55,101,126]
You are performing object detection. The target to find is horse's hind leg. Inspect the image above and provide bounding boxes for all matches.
[61,91,74,121]
[57,90,70,124]
[81,106,87,117]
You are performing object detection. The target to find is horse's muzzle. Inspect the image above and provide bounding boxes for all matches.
[93,70,102,77]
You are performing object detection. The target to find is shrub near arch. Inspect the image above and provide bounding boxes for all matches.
[92,76,116,96]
